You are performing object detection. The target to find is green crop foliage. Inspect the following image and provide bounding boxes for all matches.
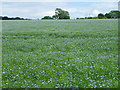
[0,20,2,89]
[2,19,118,88]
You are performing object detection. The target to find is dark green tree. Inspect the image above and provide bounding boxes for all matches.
[98,13,105,19]
[53,8,70,19]
[15,17,21,20]
[109,10,120,18]
[41,16,53,20]
[52,15,57,19]
[76,17,79,19]
[105,13,111,18]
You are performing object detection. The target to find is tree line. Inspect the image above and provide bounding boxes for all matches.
[1,8,120,20]
[0,16,30,20]
[42,8,120,20]
[76,10,120,19]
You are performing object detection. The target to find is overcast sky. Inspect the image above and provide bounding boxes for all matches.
[1,1,119,19]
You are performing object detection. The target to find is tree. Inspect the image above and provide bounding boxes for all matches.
[76,17,79,19]
[2,16,9,20]
[87,17,92,19]
[98,13,105,19]
[52,15,57,19]
[15,17,21,20]
[41,16,53,20]
[109,10,120,18]
[105,13,111,18]
[0,16,2,20]
[53,8,70,19]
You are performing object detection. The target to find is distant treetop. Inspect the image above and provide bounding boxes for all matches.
[41,8,70,20]
[1,16,30,20]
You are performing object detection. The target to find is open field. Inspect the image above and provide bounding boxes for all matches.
[0,41,1,89]
[2,19,118,88]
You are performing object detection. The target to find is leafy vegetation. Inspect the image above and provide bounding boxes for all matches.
[41,8,70,20]
[0,20,2,89]
[41,16,53,20]
[53,8,70,19]
[2,19,118,88]
[98,13,105,19]
[77,10,120,19]
[0,16,30,20]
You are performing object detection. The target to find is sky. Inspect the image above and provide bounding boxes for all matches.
[1,1,119,19]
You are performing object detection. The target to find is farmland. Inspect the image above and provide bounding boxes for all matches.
[2,19,118,88]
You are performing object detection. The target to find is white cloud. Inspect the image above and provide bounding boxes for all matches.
[64,8,77,13]
[2,2,69,19]
[34,11,55,17]
[2,2,119,19]
[70,2,118,18]
[92,10,102,16]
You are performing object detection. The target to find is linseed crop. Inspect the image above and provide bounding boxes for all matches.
[2,19,118,88]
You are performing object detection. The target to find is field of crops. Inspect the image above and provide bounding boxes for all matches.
[2,19,118,88]
[0,20,2,89]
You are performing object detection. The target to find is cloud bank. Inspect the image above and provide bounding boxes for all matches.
[2,2,118,19]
